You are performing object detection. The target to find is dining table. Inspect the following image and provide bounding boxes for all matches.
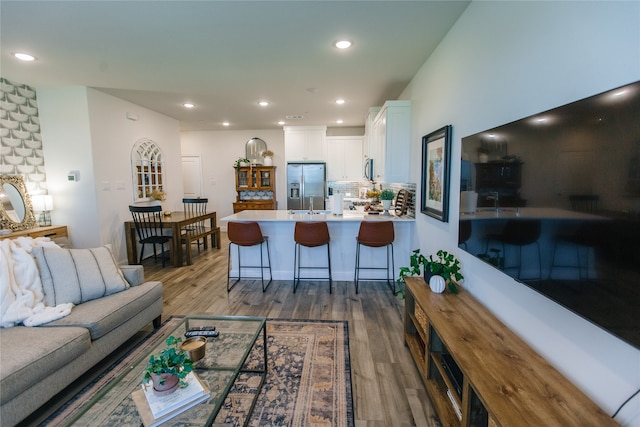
[125,211,218,267]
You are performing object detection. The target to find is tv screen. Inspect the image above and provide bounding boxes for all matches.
[460,81,640,349]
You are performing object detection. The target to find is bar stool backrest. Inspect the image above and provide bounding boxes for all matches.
[228,221,264,246]
[357,221,394,247]
[294,222,330,247]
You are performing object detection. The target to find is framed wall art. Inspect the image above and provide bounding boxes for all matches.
[421,125,452,222]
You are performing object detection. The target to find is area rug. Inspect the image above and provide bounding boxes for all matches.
[41,317,353,427]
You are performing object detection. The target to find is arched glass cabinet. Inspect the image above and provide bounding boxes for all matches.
[131,138,164,201]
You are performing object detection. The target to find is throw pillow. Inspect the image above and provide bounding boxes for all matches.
[32,246,129,306]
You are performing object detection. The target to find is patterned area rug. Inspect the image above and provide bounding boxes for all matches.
[42,317,353,427]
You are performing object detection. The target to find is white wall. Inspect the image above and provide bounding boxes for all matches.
[402,1,639,424]
[39,88,182,262]
[180,129,285,225]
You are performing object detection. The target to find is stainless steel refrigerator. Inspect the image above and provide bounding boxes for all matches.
[286,162,326,210]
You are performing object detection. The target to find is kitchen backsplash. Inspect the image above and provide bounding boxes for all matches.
[328,181,416,217]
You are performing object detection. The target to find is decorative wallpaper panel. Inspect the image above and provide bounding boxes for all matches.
[0,77,47,194]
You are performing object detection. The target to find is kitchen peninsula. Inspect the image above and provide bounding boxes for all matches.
[221,210,415,282]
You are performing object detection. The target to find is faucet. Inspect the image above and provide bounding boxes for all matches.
[486,192,500,212]
[308,197,314,214]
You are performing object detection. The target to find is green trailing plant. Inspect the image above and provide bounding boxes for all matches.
[397,249,462,295]
[380,189,395,201]
[143,335,194,388]
[233,157,250,169]
[396,249,428,297]
[426,250,462,294]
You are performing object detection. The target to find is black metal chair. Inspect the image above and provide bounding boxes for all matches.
[227,221,272,292]
[129,205,172,267]
[354,221,395,294]
[293,222,332,294]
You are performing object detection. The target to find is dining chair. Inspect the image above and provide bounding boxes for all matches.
[129,205,172,267]
[182,198,209,255]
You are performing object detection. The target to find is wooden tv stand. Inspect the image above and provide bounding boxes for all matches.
[403,277,616,426]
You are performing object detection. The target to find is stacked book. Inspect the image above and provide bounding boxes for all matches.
[132,371,210,427]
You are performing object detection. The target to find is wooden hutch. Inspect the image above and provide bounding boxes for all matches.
[233,166,277,213]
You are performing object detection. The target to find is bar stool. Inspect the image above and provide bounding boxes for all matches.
[485,219,541,280]
[227,221,272,292]
[354,221,395,294]
[293,222,332,293]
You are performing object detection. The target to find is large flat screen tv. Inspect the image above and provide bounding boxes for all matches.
[460,81,640,349]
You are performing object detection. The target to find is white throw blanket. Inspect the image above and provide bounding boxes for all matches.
[0,237,73,327]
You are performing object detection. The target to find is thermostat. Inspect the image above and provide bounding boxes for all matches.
[67,170,79,182]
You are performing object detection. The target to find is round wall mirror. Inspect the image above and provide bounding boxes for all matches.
[245,137,267,165]
[0,175,37,231]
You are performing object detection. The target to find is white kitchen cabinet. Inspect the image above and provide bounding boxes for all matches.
[372,100,411,183]
[283,126,327,162]
[363,106,381,160]
[326,136,364,181]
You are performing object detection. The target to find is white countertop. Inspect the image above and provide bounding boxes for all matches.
[221,209,415,222]
[460,207,608,221]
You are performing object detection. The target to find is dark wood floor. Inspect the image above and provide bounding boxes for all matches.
[24,232,441,427]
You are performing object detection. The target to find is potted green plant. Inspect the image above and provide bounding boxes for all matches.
[233,157,250,169]
[380,189,395,214]
[426,250,463,294]
[143,335,194,395]
[397,249,462,295]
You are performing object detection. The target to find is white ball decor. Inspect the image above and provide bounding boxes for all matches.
[429,275,446,293]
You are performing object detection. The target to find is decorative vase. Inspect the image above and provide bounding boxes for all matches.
[429,275,446,293]
[263,156,273,166]
[382,199,392,215]
[150,372,180,395]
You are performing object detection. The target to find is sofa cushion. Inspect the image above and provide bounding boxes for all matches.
[0,325,90,403]
[32,246,129,306]
[41,281,162,340]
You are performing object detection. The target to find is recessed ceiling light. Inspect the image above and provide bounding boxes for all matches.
[183,103,195,108]
[334,40,352,49]
[335,99,345,105]
[336,119,344,124]
[258,100,270,107]
[13,52,36,61]
[278,121,285,126]
[222,121,230,127]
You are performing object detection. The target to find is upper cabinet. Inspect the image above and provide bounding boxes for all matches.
[283,126,327,162]
[326,136,364,181]
[363,107,381,161]
[371,101,411,183]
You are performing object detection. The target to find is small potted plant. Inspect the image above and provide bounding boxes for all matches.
[233,157,250,169]
[143,335,194,395]
[426,250,463,294]
[397,249,462,295]
[380,189,395,214]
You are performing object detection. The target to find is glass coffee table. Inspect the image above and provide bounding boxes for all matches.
[63,315,267,426]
